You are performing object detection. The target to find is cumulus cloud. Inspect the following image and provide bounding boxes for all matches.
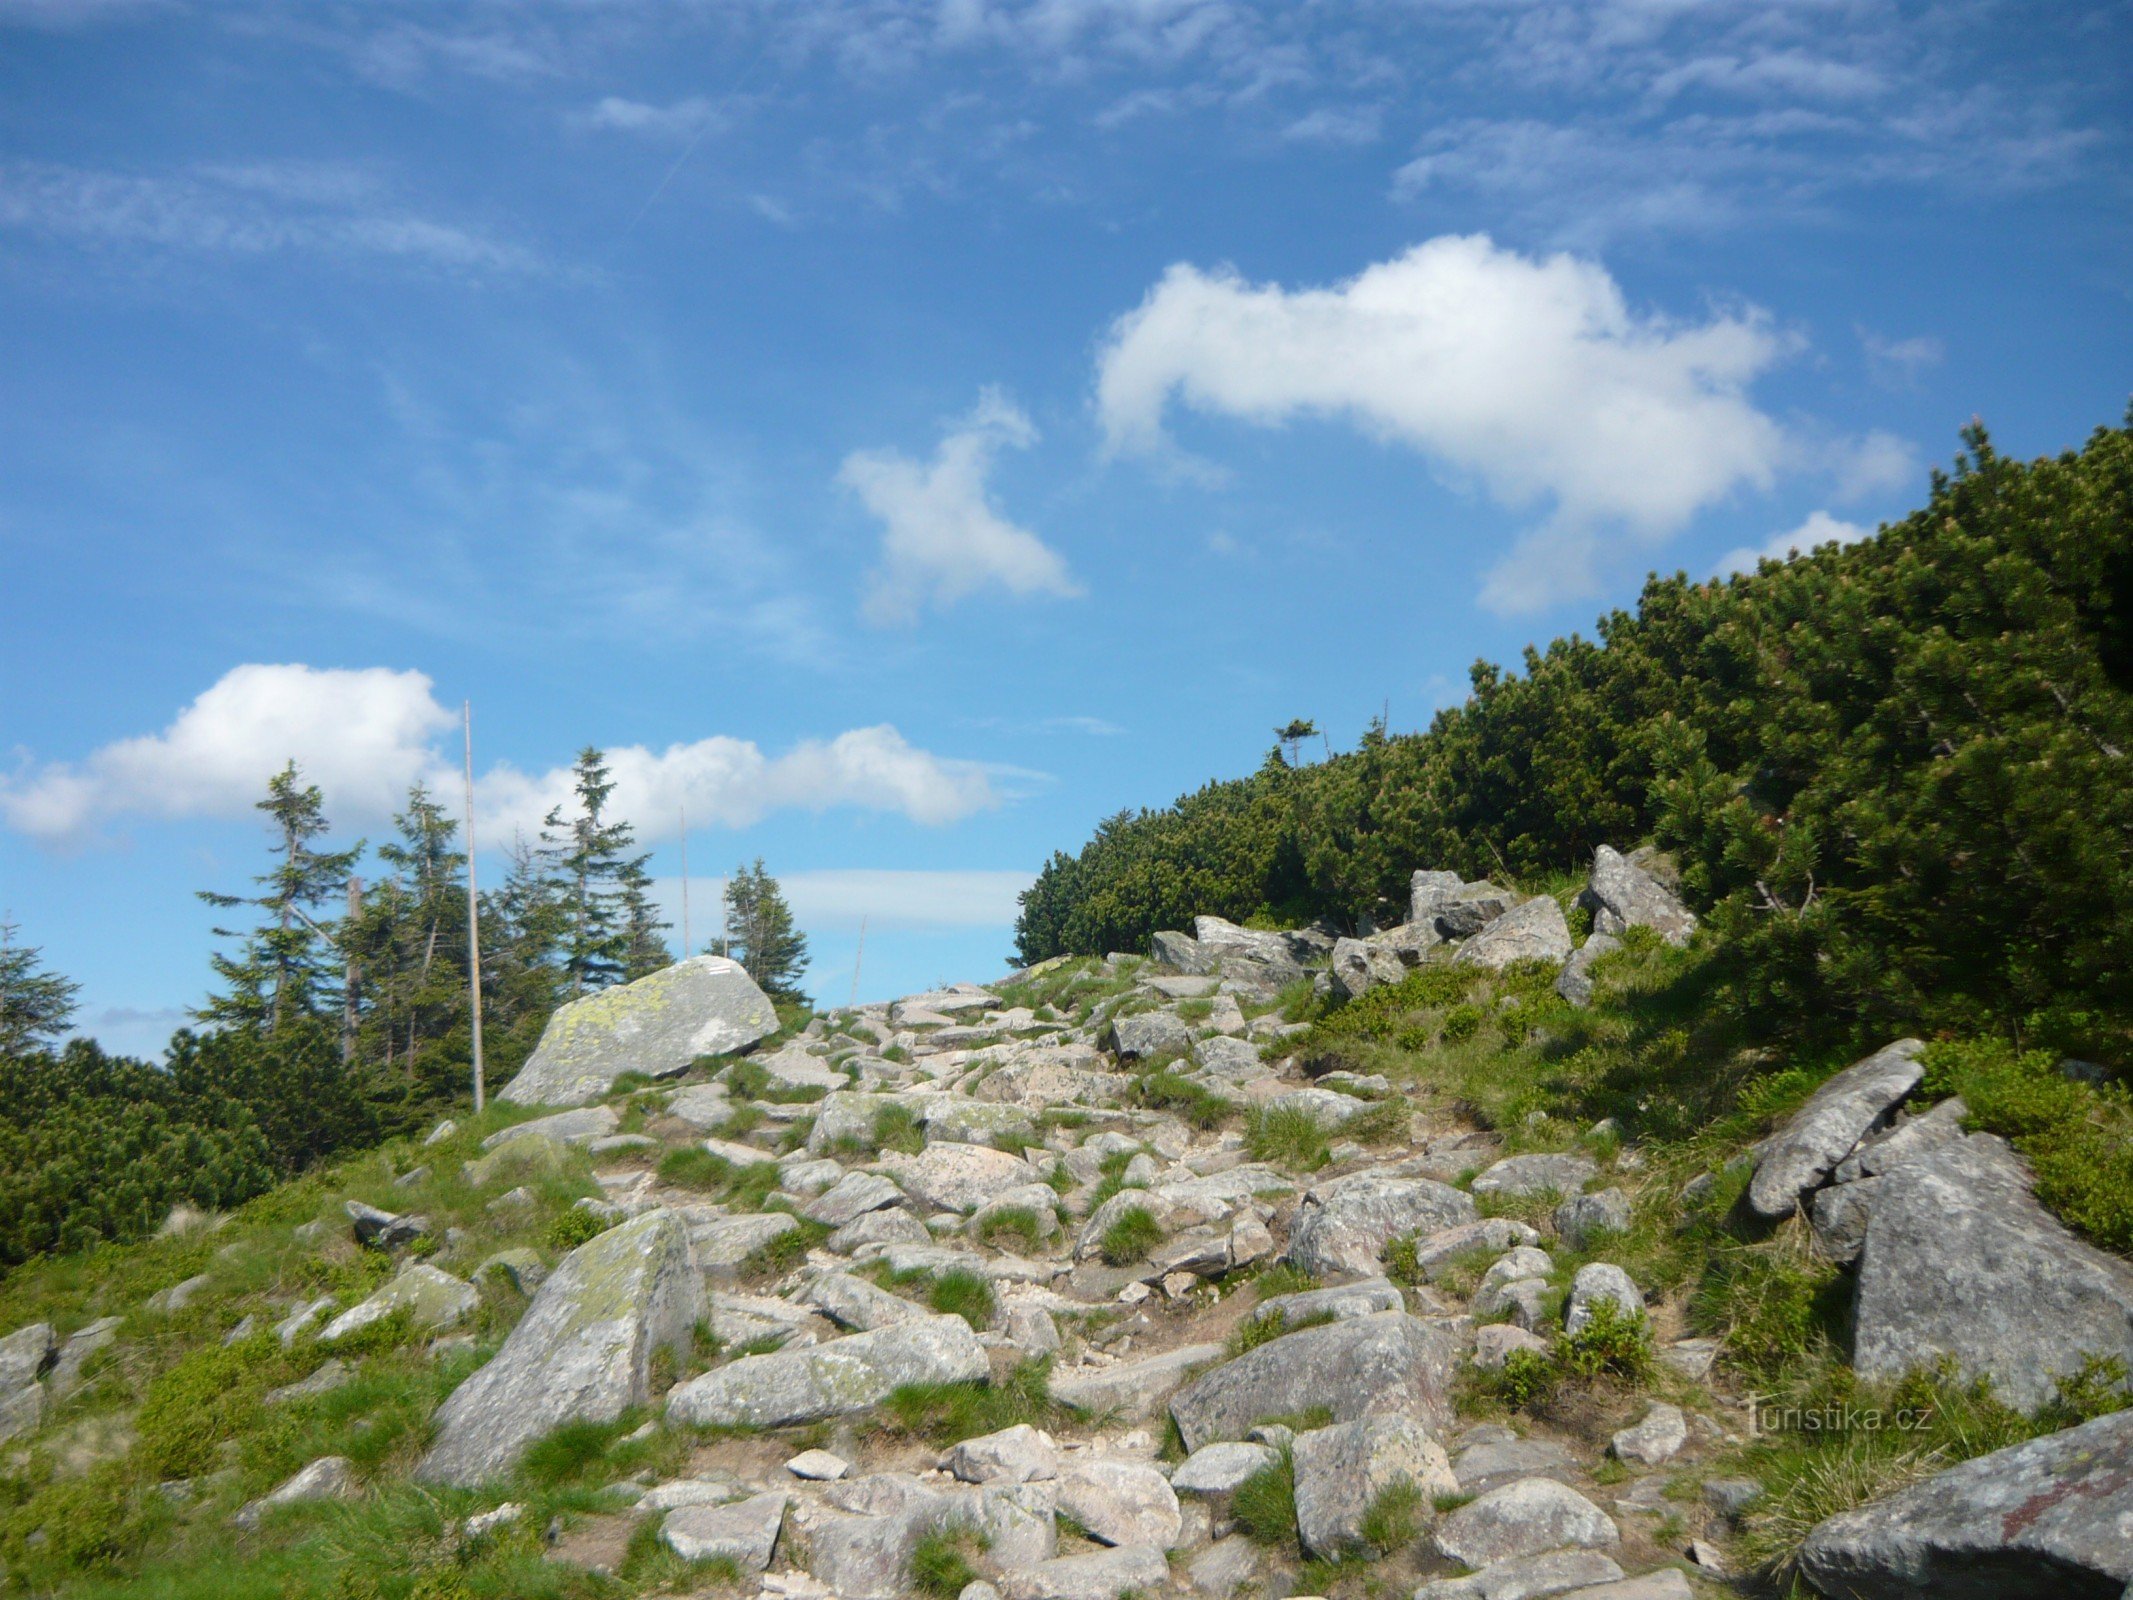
[1716,509,1872,576]
[0,664,454,842]
[841,388,1082,624]
[3,664,1003,844]
[1097,233,1796,609]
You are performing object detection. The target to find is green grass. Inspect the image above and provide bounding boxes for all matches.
[883,1359,1061,1443]
[973,1205,1050,1253]
[927,1268,997,1331]
[738,1217,830,1282]
[1226,1307,1331,1357]
[1097,1205,1164,1266]
[870,1102,926,1155]
[543,1206,611,1252]
[1357,1480,1424,1554]
[1230,1447,1298,1549]
[1134,1070,1231,1131]
[909,1529,987,1598]
[1244,1103,1330,1172]
[1248,1263,1319,1300]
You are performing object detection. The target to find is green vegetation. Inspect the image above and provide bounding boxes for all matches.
[1229,1447,1298,1549]
[1245,1103,1331,1172]
[909,1529,987,1598]
[1356,1479,1424,1554]
[883,1359,1061,1443]
[972,1205,1050,1253]
[718,859,811,1003]
[1016,421,2133,1072]
[927,1268,997,1330]
[1097,1204,1164,1266]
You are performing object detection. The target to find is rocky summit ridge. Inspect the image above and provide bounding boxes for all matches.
[2,847,2129,1600]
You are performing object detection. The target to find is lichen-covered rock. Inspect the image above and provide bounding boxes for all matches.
[1292,1415,1456,1558]
[1584,845,1696,946]
[1169,1311,1459,1451]
[1002,1544,1169,1600]
[1253,1277,1404,1328]
[1454,897,1572,970]
[500,955,778,1107]
[416,1210,700,1486]
[946,1423,1058,1485]
[881,1142,1033,1214]
[320,1263,477,1344]
[1053,1460,1181,1548]
[665,1315,985,1429]
[1746,1039,1924,1219]
[802,1170,903,1228]
[1108,1010,1192,1060]
[1151,930,1216,974]
[1285,1172,1478,1277]
[1329,937,1406,1001]
[1431,1478,1618,1568]
[1472,1153,1596,1199]
[1797,1407,2133,1598]
[1049,1342,1225,1419]
[232,1456,356,1527]
[1555,1188,1633,1248]
[1852,1133,2133,1412]
[1609,1403,1687,1466]
[1564,1263,1645,1336]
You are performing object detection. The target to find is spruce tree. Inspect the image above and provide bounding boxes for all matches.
[0,918,81,1055]
[721,858,809,1001]
[198,762,362,1033]
[538,748,658,995]
[351,782,470,1083]
[619,857,672,980]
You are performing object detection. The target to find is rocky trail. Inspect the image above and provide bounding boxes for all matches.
[3,848,2129,1600]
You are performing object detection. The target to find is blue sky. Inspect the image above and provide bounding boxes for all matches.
[2,0,2128,1052]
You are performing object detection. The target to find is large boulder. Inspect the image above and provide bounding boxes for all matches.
[320,1263,478,1344]
[1328,937,1407,1001]
[1431,1478,1618,1568]
[1852,1134,2133,1412]
[1151,931,1217,975]
[1292,1416,1456,1558]
[665,1315,985,1429]
[1746,1039,1924,1219]
[1169,1312,1459,1451]
[1108,1010,1192,1061]
[1285,1172,1478,1277]
[1555,931,1621,1007]
[1408,870,1466,926]
[416,1210,701,1486]
[1050,1343,1225,1419]
[1454,897,1572,970]
[1583,845,1696,946]
[1797,1407,2133,1598]
[499,956,778,1107]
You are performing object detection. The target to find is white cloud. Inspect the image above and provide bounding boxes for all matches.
[1097,234,1794,609]
[3,664,1005,845]
[1831,429,1918,501]
[0,664,453,842]
[841,388,1082,624]
[1716,509,1871,576]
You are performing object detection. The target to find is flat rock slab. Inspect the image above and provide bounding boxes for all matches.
[1853,1133,2133,1413]
[881,1142,1034,1214]
[1003,1543,1169,1600]
[1254,1277,1403,1328]
[416,1210,700,1486]
[665,1314,986,1429]
[1169,1311,1459,1452]
[320,1263,477,1344]
[1053,1460,1181,1549]
[1433,1478,1619,1569]
[500,956,778,1107]
[1747,1039,1924,1219]
[481,1107,619,1150]
[1415,1549,1626,1599]
[1050,1342,1225,1419]
[662,1491,787,1571]
[1285,1172,1478,1277]
[232,1455,356,1528]
[1797,1406,2133,1598]
[1472,1153,1598,1199]
[1172,1440,1279,1495]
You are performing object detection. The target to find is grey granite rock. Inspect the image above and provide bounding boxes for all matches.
[1584,845,1696,946]
[1291,1415,1456,1557]
[666,1314,986,1429]
[1797,1407,2133,1598]
[1285,1171,1478,1277]
[1169,1312,1458,1451]
[1432,1478,1618,1568]
[1455,897,1573,970]
[1852,1133,2133,1412]
[416,1210,700,1486]
[500,955,778,1107]
[1746,1039,1924,1219]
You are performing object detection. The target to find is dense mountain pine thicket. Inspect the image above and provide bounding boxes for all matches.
[1017,420,2133,1064]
